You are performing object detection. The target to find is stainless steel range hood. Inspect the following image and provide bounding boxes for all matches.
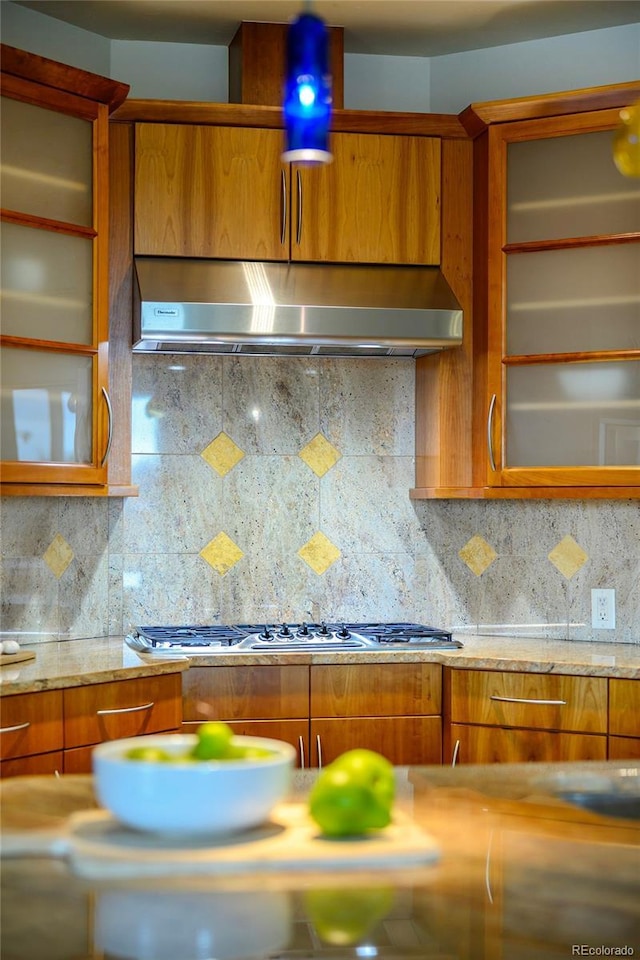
[133,258,463,358]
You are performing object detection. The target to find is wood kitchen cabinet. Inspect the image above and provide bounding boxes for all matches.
[63,673,182,773]
[0,45,134,497]
[181,664,310,767]
[181,661,443,768]
[134,122,441,265]
[413,82,640,500]
[0,673,181,778]
[445,668,608,764]
[310,663,442,766]
[608,677,640,759]
[0,689,64,777]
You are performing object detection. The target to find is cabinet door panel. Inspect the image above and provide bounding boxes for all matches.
[1,751,63,778]
[1,346,94,464]
[608,736,640,760]
[0,689,63,760]
[63,674,182,748]
[182,665,309,721]
[506,244,640,356]
[311,663,441,717]
[1,220,94,343]
[451,724,606,764]
[505,359,640,468]
[312,716,442,766]
[507,128,640,242]
[609,679,640,737]
[183,718,309,769]
[134,123,286,260]
[294,134,440,264]
[1,95,93,225]
[450,671,607,733]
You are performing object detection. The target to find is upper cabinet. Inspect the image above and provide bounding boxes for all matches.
[413,82,640,500]
[0,45,134,496]
[133,121,441,265]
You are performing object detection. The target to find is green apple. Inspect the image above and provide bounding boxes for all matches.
[308,748,395,837]
[304,886,395,945]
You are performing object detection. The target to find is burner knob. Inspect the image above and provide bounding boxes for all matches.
[336,624,351,640]
[259,626,273,641]
[297,622,310,636]
[317,621,330,637]
[278,623,292,638]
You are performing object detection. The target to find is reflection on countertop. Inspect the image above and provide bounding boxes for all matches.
[1,761,638,959]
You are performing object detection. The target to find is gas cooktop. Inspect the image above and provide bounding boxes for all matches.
[125,622,463,655]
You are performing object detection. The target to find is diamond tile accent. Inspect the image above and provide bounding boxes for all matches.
[459,535,498,577]
[201,432,245,477]
[548,535,589,579]
[200,532,244,576]
[298,433,341,477]
[298,532,341,575]
[43,533,74,579]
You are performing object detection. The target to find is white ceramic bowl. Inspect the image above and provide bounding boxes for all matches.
[92,734,296,835]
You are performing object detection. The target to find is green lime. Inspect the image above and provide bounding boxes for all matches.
[124,746,172,762]
[191,721,235,760]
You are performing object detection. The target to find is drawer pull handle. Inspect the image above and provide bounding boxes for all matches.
[451,739,460,767]
[487,393,497,472]
[0,721,31,734]
[316,733,323,768]
[96,701,154,716]
[489,696,566,705]
[298,735,305,769]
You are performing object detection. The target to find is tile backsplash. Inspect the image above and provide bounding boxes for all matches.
[1,355,638,643]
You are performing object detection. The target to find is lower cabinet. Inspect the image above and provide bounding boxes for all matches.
[608,678,640,759]
[449,724,607,764]
[445,669,608,765]
[0,674,182,778]
[310,663,442,766]
[0,689,64,777]
[181,662,443,767]
[181,664,310,766]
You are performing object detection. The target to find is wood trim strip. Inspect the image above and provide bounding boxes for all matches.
[504,350,640,365]
[460,81,640,137]
[504,233,640,254]
[410,486,640,499]
[1,44,129,110]
[112,99,468,137]
[1,209,97,239]
[0,336,97,355]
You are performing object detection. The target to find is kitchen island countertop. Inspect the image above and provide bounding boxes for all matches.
[1,760,638,958]
[0,633,637,696]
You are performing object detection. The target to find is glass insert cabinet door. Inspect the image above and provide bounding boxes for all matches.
[0,74,111,486]
[486,110,640,488]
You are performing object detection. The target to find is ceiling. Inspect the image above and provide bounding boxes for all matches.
[12,0,640,57]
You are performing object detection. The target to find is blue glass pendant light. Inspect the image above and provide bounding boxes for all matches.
[282,3,333,164]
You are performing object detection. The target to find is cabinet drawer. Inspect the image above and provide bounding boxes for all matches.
[608,736,640,761]
[182,665,309,721]
[609,679,640,738]
[0,690,63,760]
[311,716,442,766]
[450,670,607,733]
[450,724,607,764]
[63,674,182,748]
[311,663,441,718]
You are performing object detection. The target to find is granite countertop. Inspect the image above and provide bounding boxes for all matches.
[0,636,190,695]
[0,633,637,696]
[1,761,638,957]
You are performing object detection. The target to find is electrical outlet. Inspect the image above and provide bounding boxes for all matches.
[591,588,616,630]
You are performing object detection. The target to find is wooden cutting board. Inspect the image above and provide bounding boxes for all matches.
[1,802,440,879]
[0,650,36,666]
